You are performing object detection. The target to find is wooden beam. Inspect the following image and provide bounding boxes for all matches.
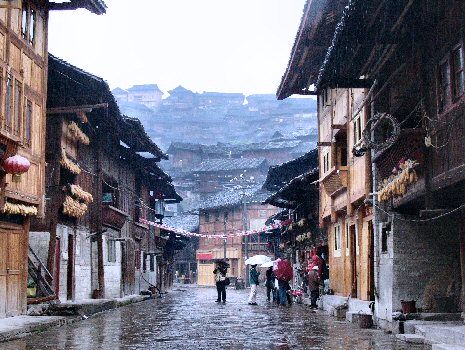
[48,2,81,11]
[317,142,332,147]
[330,78,374,89]
[47,103,109,115]
[332,124,346,130]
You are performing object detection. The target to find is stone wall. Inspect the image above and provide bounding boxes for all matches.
[376,213,462,324]
[392,214,461,312]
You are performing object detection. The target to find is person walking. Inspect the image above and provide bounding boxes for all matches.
[308,265,321,308]
[213,262,228,303]
[278,279,291,306]
[248,264,260,305]
[265,266,275,302]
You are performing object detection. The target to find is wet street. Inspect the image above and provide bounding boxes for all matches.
[0,286,426,350]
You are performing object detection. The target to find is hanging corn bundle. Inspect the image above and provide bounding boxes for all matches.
[63,195,88,218]
[68,122,90,145]
[2,201,38,216]
[69,184,93,204]
[60,149,81,175]
[378,159,419,202]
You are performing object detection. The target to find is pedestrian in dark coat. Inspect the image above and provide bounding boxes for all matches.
[265,267,275,302]
[213,263,228,303]
[308,265,321,308]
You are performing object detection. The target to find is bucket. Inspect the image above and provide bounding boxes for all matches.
[400,300,416,314]
[358,314,373,329]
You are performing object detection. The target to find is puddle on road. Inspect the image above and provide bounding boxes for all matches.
[0,287,428,350]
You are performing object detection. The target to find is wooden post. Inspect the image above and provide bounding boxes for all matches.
[96,144,105,298]
[66,230,75,300]
[460,226,465,319]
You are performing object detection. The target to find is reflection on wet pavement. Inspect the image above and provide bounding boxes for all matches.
[0,286,427,350]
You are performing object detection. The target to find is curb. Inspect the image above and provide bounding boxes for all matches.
[0,295,152,344]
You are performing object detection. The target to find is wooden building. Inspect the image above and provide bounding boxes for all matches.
[263,150,321,287]
[314,0,465,328]
[196,186,277,286]
[29,54,181,303]
[0,0,106,319]
[278,0,465,333]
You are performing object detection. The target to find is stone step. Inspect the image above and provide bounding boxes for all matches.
[432,344,465,350]
[395,334,425,344]
[415,325,465,347]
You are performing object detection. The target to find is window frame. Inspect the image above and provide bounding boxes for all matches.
[107,239,116,263]
[24,98,32,147]
[21,1,37,46]
[451,43,465,100]
[437,42,465,114]
[333,223,342,257]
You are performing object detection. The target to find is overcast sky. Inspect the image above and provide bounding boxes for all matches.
[48,0,306,95]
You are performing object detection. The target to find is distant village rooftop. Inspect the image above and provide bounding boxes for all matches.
[194,158,268,173]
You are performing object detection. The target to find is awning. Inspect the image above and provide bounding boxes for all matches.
[196,252,213,260]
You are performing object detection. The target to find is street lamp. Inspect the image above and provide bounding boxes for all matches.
[154,192,165,224]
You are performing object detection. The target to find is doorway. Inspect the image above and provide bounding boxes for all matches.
[349,224,358,298]
[0,224,26,318]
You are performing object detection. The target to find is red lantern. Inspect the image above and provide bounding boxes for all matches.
[3,155,31,182]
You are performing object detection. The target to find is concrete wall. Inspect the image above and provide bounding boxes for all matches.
[74,229,92,300]
[103,233,122,299]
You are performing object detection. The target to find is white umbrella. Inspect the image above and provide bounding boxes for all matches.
[245,255,272,265]
[260,260,275,268]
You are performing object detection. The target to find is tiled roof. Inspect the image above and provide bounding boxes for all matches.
[276,0,347,99]
[127,84,162,93]
[199,185,273,211]
[112,87,128,94]
[163,214,199,232]
[263,149,318,191]
[195,158,267,173]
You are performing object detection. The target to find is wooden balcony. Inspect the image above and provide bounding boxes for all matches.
[243,242,269,252]
[431,102,465,189]
[332,190,348,212]
[321,167,348,197]
[102,205,128,230]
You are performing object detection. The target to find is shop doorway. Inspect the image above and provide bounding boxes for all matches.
[0,224,26,318]
[349,224,358,298]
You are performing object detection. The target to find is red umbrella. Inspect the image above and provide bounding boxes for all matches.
[273,259,293,282]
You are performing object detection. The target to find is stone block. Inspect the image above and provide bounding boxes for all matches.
[395,334,425,344]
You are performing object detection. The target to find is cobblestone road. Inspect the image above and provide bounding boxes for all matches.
[0,286,426,350]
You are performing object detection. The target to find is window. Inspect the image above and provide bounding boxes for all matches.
[452,45,464,98]
[13,80,22,136]
[142,252,147,272]
[381,223,391,253]
[340,147,347,166]
[204,212,210,222]
[224,211,228,222]
[353,114,363,144]
[135,250,141,270]
[215,211,220,222]
[323,151,331,173]
[438,43,465,112]
[107,239,116,263]
[438,59,451,112]
[150,254,155,272]
[345,221,350,256]
[21,2,36,45]
[4,74,13,132]
[334,223,342,257]
[24,99,32,145]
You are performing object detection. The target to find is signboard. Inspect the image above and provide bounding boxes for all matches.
[196,252,213,260]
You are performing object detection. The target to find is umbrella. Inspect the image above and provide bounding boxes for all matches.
[212,259,230,267]
[260,260,275,268]
[245,255,271,265]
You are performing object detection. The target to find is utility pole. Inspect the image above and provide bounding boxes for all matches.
[242,195,249,287]
[223,218,227,260]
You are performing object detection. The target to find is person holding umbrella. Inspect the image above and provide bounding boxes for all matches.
[248,264,260,305]
[213,261,228,303]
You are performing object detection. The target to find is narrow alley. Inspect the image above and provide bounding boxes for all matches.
[0,287,425,350]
